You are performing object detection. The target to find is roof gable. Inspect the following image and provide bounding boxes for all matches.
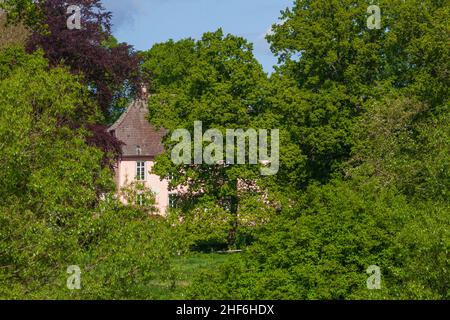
[108,99,166,157]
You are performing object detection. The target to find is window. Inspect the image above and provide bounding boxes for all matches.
[169,193,178,209]
[136,161,145,181]
[136,194,144,206]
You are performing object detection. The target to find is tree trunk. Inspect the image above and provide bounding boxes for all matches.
[227,193,239,248]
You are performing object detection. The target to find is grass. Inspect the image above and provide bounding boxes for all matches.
[145,252,239,299]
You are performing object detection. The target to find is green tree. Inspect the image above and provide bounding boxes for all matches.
[0,48,175,299]
[266,0,449,186]
[144,29,277,248]
[187,0,449,299]
[142,38,197,94]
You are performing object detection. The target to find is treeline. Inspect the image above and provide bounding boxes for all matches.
[143,0,449,299]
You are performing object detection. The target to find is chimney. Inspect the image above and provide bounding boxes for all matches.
[139,83,149,100]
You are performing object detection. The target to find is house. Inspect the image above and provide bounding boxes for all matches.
[108,93,175,215]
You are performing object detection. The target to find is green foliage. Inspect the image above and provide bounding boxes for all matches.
[266,0,449,186]
[186,0,449,300]
[144,29,276,247]
[142,38,197,94]
[0,11,29,49]
[0,48,176,299]
[348,96,450,201]
[187,181,449,300]
[70,207,177,300]
[119,181,158,213]
[167,204,233,253]
[0,0,44,31]
[1,0,448,300]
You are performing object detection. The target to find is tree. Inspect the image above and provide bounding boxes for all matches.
[0,48,176,299]
[266,0,449,186]
[1,0,142,118]
[144,29,277,247]
[186,0,450,299]
[142,38,197,94]
[1,0,145,168]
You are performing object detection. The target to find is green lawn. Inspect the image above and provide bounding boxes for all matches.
[145,252,239,299]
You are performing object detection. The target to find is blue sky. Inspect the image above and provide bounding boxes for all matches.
[102,0,293,73]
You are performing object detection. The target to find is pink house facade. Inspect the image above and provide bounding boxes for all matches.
[108,98,174,215]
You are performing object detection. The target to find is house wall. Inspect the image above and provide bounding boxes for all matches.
[117,158,170,215]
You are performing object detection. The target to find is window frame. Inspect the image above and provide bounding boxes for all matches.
[168,193,178,209]
[136,161,146,181]
[136,193,144,206]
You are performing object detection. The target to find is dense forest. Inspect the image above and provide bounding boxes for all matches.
[0,0,448,299]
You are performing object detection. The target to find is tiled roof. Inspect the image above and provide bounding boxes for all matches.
[108,99,167,157]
